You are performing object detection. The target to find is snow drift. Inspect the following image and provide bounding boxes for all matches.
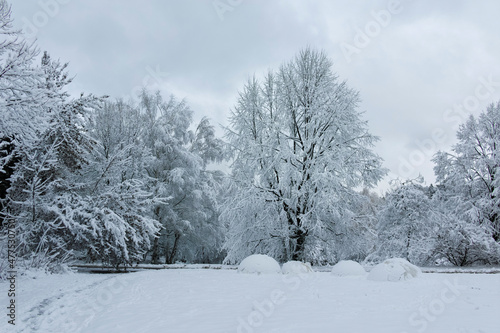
[282,261,313,274]
[331,260,366,276]
[238,254,281,274]
[367,258,421,282]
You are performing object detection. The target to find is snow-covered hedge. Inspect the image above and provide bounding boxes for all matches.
[367,258,421,282]
[237,254,281,274]
[331,260,366,276]
[282,261,313,274]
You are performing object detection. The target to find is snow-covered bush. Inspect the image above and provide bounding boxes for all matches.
[331,260,366,277]
[431,209,500,266]
[282,261,313,274]
[367,258,421,282]
[238,254,281,274]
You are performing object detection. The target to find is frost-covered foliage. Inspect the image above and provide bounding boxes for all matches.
[223,48,386,264]
[368,102,500,267]
[0,0,45,208]
[4,0,500,272]
[0,1,45,152]
[2,49,121,267]
[430,197,498,266]
[368,180,435,265]
[0,0,227,271]
[75,92,226,266]
[130,91,226,264]
[75,100,161,266]
[432,104,500,265]
[0,1,111,270]
[434,102,500,241]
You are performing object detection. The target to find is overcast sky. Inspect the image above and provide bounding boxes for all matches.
[10,0,500,193]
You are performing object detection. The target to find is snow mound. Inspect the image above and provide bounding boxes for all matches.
[282,261,313,274]
[238,254,281,274]
[331,260,366,276]
[367,258,422,282]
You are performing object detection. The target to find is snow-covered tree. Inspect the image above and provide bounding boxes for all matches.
[40,52,101,173]
[434,102,500,242]
[223,48,386,264]
[0,7,161,268]
[432,102,500,264]
[79,100,161,267]
[429,188,499,266]
[1,0,228,270]
[368,179,435,265]
[0,0,93,269]
[114,91,226,264]
[367,102,500,267]
[0,0,45,211]
[345,188,383,261]
[3,48,112,268]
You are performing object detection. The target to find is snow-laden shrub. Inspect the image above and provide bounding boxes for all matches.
[367,258,421,282]
[238,254,281,274]
[282,261,313,274]
[331,260,366,276]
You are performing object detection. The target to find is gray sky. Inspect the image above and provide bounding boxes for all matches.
[10,0,500,194]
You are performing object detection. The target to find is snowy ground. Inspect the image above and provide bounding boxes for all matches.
[1,268,499,333]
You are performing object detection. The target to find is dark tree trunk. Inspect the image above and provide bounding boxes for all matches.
[489,213,499,242]
[151,207,162,264]
[406,230,411,261]
[151,236,160,264]
[283,201,308,261]
[292,229,307,261]
[165,232,181,264]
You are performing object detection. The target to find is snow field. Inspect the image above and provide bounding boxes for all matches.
[1,269,499,333]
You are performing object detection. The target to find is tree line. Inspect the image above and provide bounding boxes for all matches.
[0,1,498,276]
